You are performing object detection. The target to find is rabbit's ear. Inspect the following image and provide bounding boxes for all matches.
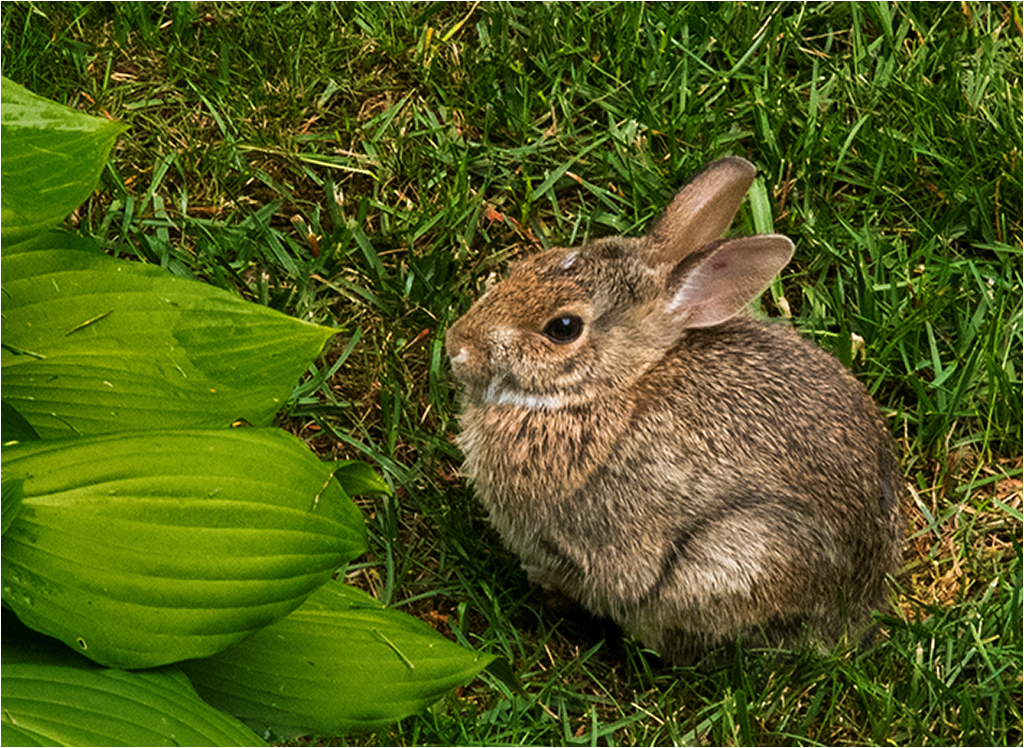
[664,235,794,329]
[647,157,756,268]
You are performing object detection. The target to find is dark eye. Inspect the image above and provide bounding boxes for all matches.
[542,314,584,344]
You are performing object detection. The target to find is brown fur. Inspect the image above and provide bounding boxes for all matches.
[446,158,904,665]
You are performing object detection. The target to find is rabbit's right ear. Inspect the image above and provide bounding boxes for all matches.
[647,157,757,267]
[662,235,794,330]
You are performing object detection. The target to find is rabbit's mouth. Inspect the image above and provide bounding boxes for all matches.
[449,349,567,411]
[482,381,565,411]
[452,366,566,412]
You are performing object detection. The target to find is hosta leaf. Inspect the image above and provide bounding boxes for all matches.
[1,429,367,669]
[0,76,127,245]
[2,613,266,747]
[332,460,393,497]
[1,400,40,444]
[182,580,496,739]
[1,238,336,438]
[2,473,24,536]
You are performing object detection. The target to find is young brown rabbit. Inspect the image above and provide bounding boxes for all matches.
[446,157,904,665]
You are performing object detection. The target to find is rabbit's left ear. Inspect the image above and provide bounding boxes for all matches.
[662,235,794,329]
[646,157,756,267]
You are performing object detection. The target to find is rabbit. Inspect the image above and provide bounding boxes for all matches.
[445,157,904,665]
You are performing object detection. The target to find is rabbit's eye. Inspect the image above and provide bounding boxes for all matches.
[543,315,584,344]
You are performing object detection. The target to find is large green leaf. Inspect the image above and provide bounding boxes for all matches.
[332,459,393,497]
[0,76,127,245]
[1,667,265,747]
[1,473,24,536]
[1,238,336,438]
[183,580,496,739]
[1,613,266,747]
[1,400,40,444]
[1,429,367,669]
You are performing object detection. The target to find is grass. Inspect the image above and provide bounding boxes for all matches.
[3,1,1022,745]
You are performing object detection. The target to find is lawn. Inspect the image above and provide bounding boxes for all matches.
[2,2,1021,745]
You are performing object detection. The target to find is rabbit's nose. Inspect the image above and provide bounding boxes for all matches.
[444,321,464,358]
[448,342,483,379]
[445,322,486,383]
